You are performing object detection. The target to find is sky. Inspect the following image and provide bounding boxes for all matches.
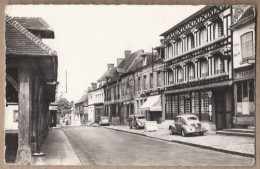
[5,5,204,102]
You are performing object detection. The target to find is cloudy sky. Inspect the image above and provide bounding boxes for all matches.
[6,5,204,102]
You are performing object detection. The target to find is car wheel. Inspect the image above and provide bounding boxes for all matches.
[181,130,186,137]
[199,132,204,136]
[136,124,139,130]
[130,125,132,129]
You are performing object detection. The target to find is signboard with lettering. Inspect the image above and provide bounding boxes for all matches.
[49,106,57,110]
[145,121,158,132]
[234,70,255,81]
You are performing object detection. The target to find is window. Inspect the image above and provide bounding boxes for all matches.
[215,57,224,74]
[143,75,147,90]
[188,64,195,80]
[138,77,141,91]
[191,92,199,114]
[200,27,208,45]
[201,91,210,114]
[241,32,253,60]
[236,80,255,115]
[177,39,182,54]
[13,110,18,122]
[214,20,223,39]
[178,68,184,82]
[201,59,209,77]
[187,34,195,50]
[156,71,161,87]
[150,73,153,88]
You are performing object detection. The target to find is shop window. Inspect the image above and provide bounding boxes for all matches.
[179,94,185,114]
[249,80,255,102]
[192,92,200,114]
[173,95,178,114]
[201,91,209,114]
[165,96,172,120]
[237,83,242,102]
[242,81,248,102]
[241,32,253,61]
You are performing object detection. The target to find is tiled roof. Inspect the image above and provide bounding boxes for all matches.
[125,49,144,72]
[5,15,57,56]
[75,93,88,104]
[237,6,255,22]
[12,17,54,38]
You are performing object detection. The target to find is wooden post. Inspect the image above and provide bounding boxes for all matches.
[16,62,33,165]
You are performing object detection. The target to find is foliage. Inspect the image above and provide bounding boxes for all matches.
[57,98,73,116]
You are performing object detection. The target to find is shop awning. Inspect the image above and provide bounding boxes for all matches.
[139,95,162,111]
[165,80,233,94]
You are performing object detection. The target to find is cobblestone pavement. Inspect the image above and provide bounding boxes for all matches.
[103,125,255,156]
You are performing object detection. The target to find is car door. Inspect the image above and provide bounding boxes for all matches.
[175,117,184,133]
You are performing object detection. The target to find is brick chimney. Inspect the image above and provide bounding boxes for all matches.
[107,64,114,71]
[117,58,124,66]
[91,83,97,90]
[124,50,131,59]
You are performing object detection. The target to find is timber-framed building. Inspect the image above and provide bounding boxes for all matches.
[162,6,233,130]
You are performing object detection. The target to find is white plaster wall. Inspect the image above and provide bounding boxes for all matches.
[5,104,18,130]
[88,106,95,122]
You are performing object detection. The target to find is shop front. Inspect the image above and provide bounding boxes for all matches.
[139,93,164,123]
[233,67,255,128]
[165,81,233,130]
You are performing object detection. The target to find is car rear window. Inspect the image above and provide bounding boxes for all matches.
[137,116,145,119]
[187,117,198,120]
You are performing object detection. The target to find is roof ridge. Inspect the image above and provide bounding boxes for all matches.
[6,15,57,55]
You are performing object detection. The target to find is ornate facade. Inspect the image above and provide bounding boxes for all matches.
[162,6,233,129]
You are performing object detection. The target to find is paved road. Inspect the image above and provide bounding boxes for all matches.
[63,126,254,166]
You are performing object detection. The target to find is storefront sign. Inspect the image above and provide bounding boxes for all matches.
[49,106,57,110]
[234,70,254,80]
[145,121,158,132]
[146,90,163,97]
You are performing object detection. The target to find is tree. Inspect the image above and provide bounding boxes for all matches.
[57,98,73,117]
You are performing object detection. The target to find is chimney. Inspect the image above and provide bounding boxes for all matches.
[107,63,114,71]
[91,83,97,90]
[124,50,131,59]
[117,58,124,66]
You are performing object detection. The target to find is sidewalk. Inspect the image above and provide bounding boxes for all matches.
[103,125,255,158]
[41,127,81,165]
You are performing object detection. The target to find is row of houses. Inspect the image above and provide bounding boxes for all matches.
[75,5,255,130]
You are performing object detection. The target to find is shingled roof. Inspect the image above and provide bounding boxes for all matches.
[5,15,58,83]
[12,17,54,38]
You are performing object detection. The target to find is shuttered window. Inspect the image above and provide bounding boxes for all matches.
[241,32,253,60]
[200,27,207,45]
[201,60,209,77]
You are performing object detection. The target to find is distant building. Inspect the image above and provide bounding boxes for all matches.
[230,6,255,128]
[74,92,88,125]
[134,49,165,123]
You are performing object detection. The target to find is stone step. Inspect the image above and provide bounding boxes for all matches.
[216,131,255,137]
[223,129,255,133]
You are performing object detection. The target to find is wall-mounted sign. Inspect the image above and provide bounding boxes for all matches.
[49,106,57,110]
[234,70,255,80]
[146,90,163,96]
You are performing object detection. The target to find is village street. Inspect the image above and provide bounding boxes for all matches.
[60,126,254,166]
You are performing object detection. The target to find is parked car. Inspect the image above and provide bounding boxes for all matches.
[169,114,207,137]
[128,115,146,129]
[99,116,110,126]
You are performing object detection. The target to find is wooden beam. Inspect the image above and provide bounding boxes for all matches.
[6,73,19,92]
